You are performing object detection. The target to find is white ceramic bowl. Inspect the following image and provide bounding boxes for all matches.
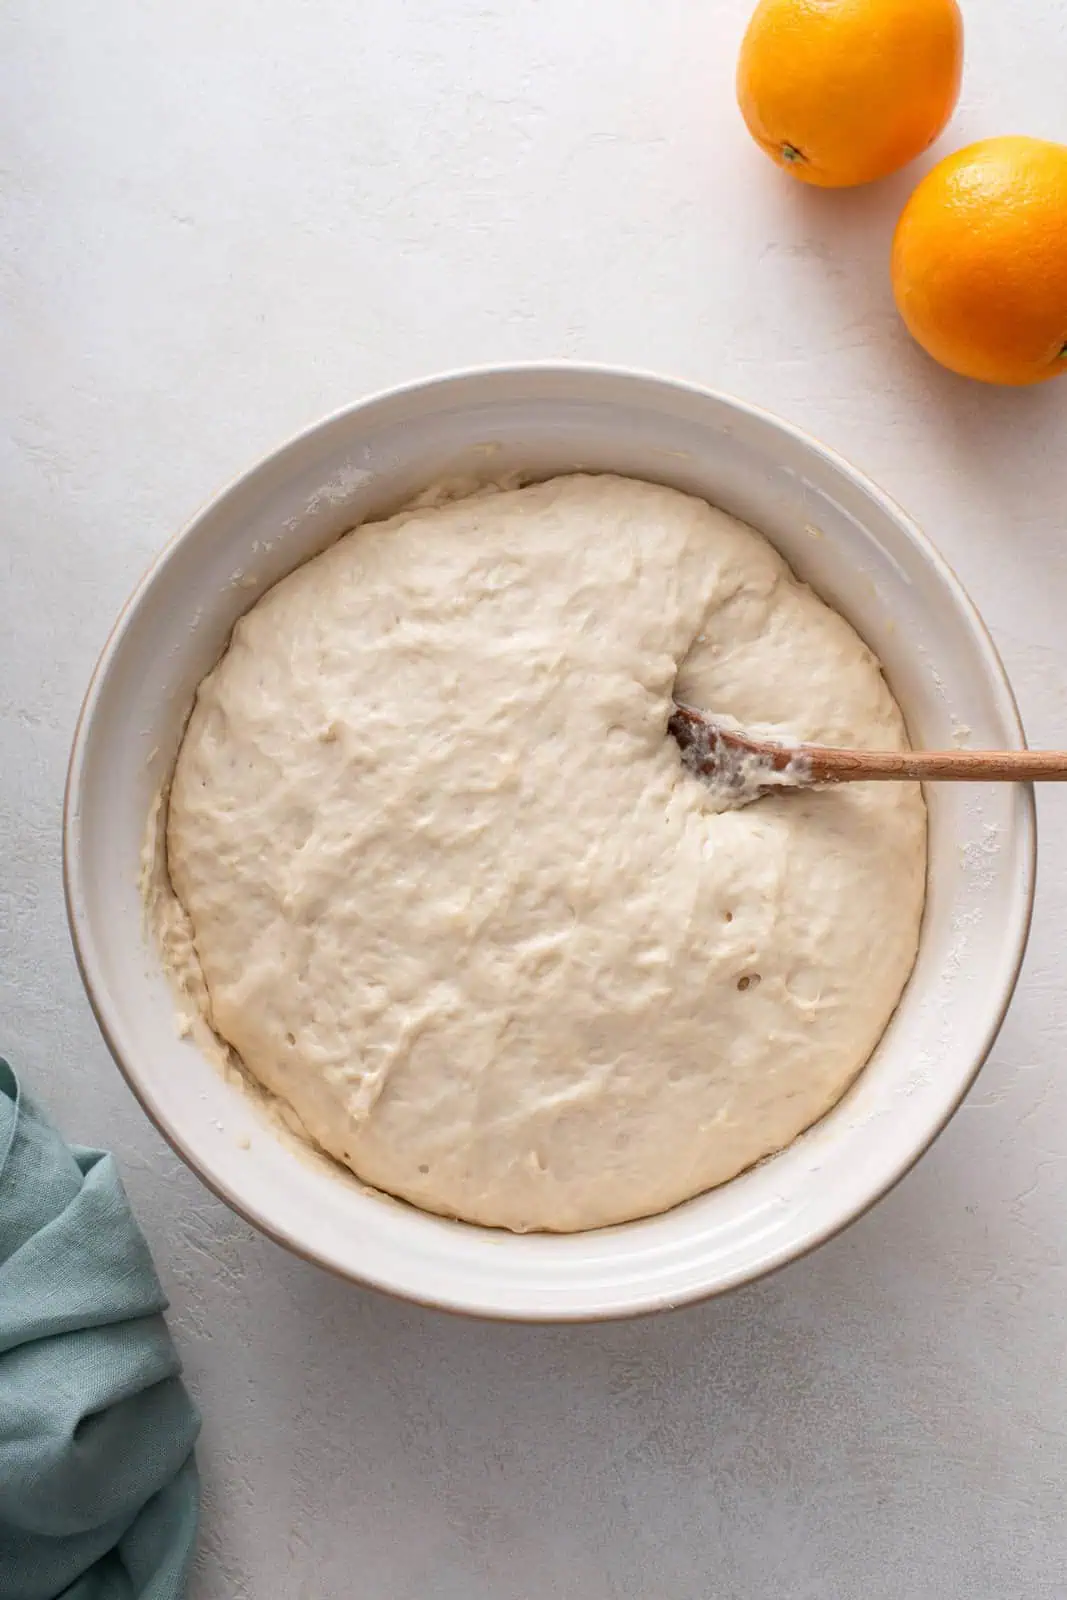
[65,365,1035,1321]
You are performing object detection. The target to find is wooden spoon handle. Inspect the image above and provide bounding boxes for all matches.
[806,747,1067,783]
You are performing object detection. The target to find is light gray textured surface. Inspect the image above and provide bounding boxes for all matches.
[3,2,1066,1595]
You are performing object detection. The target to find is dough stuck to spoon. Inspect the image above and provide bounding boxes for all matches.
[668,703,812,806]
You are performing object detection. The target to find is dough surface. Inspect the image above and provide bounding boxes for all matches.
[165,475,926,1232]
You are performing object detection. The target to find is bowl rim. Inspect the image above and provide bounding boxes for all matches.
[63,361,1038,1322]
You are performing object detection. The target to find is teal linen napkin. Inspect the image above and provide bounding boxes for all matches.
[0,1060,200,1600]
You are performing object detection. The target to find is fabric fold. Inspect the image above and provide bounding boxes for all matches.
[0,1060,200,1600]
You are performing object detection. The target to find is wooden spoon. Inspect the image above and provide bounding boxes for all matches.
[669,703,1067,799]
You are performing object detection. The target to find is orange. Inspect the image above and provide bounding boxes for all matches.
[737,0,963,188]
[892,136,1067,386]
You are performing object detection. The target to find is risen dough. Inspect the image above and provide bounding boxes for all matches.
[165,475,926,1232]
